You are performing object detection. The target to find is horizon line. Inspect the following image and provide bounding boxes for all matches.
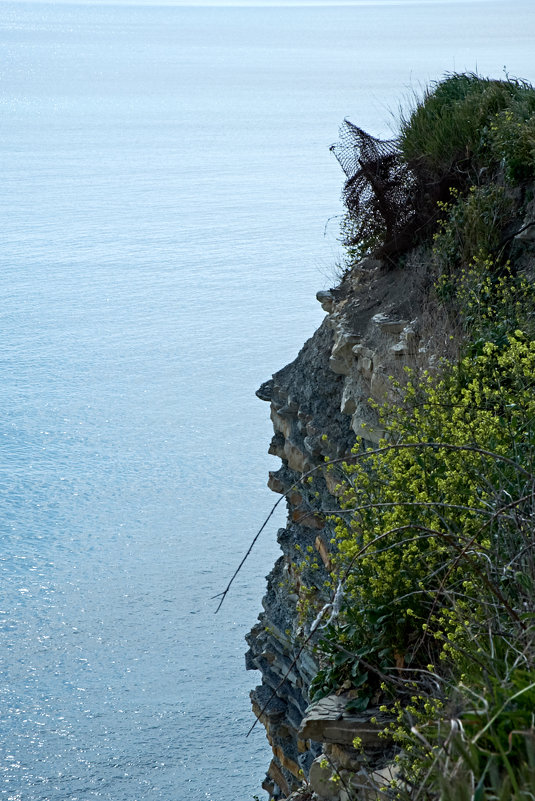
[6,0,499,6]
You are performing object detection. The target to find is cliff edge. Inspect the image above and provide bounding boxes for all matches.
[246,251,445,798]
[247,74,535,801]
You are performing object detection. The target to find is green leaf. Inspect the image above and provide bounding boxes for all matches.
[352,669,369,687]
[345,695,371,713]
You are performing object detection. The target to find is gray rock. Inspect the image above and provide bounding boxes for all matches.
[309,755,340,800]
[256,378,274,401]
[371,312,408,334]
[317,289,336,313]
[299,696,387,747]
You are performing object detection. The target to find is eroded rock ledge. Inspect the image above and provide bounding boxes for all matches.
[246,255,446,800]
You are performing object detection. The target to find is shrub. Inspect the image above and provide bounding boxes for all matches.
[312,74,535,798]
[335,73,535,267]
[322,333,535,673]
[310,328,535,793]
[488,104,535,183]
[308,332,535,795]
[432,185,514,273]
[399,73,535,185]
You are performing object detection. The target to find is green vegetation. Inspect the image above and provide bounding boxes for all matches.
[314,332,535,797]
[308,75,535,798]
[338,72,535,270]
[399,73,535,185]
[432,185,515,274]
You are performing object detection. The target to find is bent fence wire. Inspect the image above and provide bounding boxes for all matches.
[330,120,417,258]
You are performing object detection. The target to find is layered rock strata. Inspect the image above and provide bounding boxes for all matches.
[246,256,445,800]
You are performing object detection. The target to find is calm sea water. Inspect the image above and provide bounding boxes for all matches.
[1,2,534,799]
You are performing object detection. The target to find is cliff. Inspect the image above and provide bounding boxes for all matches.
[246,75,535,801]
[246,252,446,799]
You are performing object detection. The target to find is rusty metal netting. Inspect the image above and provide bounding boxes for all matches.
[330,120,417,257]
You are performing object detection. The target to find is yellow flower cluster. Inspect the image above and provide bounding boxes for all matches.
[330,331,535,662]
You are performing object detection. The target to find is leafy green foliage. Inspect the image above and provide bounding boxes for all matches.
[338,73,535,269]
[307,73,535,798]
[399,73,535,184]
[311,326,535,797]
[391,639,535,801]
[488,105,535,183]
[326,331,535,662]
[432,185,514,273]
[439,255,535,347]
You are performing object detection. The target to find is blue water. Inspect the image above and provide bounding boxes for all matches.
[1,2,534,799]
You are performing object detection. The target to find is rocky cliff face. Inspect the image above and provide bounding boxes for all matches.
[246,255,449,800]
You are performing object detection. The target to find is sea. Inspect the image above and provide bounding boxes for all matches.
[0,1,533,799]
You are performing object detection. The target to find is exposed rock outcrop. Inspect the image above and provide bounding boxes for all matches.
[246,255,447,799]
